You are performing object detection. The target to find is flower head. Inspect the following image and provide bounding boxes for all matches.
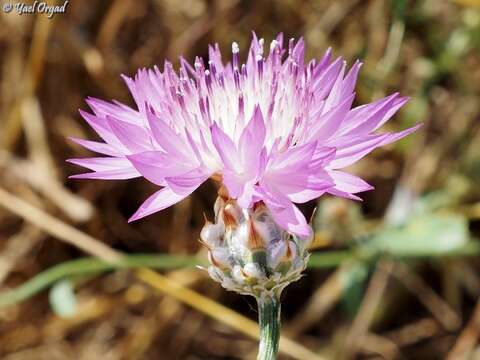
[69,32,420,238]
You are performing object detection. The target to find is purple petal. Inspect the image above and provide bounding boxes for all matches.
[268,141,317,173]
[128,186,194,222]
[339,93,408,136]
[184,131,205,166]
[210,123,240,172]
[322,60,346,112]
[309,146,336,170]
[286,188,329,203]
[67,157,132,171]
[236,183,256,208]
[146,108,193,159]
[291,37,305,63]
[275,33,284,48]
[327,188,363,201]
[127,151,195,186]
[373,96,410,131]
[238,105,266,171]
[312,57,344,99]
[79,110,125,151]
[328,170,374,199]
[340,60,362,98]
[208,44,224,72]
[308,93,355,142]
[86,97,142,124]
[69,168,140,180]
[120,75,143,113]
[260,185,312,238]
[222,169,254,208]
[180,56,197,78]
[328,134,388,169]
[106,116,152,153]
[261,169,333,204]
[377,124,423,147]
[247,32,261,68]
[312,48,332,76]
[165,169,210,195]
[329,124,421,169]
[68,137,119,157]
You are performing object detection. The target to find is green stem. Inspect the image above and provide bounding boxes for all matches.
[0,254,199,308]
[2,243,478,310]
[257,295,281,360]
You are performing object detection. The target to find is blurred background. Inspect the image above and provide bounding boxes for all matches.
[1,0,480,359]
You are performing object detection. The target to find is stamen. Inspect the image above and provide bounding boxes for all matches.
[232,42,240,69]
[269,39,277,53]
[256,54,264,79]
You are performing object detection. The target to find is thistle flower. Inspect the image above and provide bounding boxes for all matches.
[69,33,419,239]
[69,33,421,360]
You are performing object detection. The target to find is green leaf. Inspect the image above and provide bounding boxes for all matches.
[369,213,470,257]
[340,262,370,317]
[49,280,77,318]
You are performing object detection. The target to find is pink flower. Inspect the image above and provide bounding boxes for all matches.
[68,33,420,238]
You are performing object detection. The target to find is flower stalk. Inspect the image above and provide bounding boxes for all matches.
[202,189,309,359]
[257,294,281,360]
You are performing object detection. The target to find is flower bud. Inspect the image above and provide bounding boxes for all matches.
[201,196,310,298]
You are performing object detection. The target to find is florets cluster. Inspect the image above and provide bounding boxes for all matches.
[69,32,420,239]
